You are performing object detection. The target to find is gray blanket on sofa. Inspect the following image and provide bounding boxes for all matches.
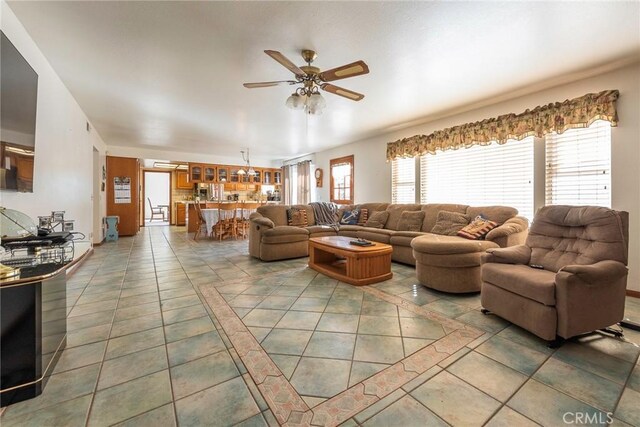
[310,202,340,231]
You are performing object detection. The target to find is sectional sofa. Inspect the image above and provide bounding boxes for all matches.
[248,203,528,292]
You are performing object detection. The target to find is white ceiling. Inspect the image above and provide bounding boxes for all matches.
[7,1,640,160]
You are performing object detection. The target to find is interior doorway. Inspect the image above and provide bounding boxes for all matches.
[144,171,171,226]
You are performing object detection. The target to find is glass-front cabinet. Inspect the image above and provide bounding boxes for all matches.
[251,169,262,184]
[274,169,282,185]
[263,170,272,185]
[189,164,203,183]
[230,168,241,182]
[217,167,228,183]
[203,166,216,183]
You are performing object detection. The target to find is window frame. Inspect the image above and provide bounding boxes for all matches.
[391,157,416,204]
[330,155,354,204]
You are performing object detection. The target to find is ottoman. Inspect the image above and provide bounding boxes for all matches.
[411,234,499,293]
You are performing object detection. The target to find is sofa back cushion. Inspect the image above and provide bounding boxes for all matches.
[384,204,422,230]
[397,211,426,232]
[257,205,289,227]
[466,206,518,225]
[430,211,470,235]
[365,211,390,229]
[421,204,469,232]
[527,205,628,272]
[292,204,316,226]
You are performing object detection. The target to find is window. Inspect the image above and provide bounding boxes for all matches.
[420,137,534,220]
[545,120,611,207]
[391,157,415,203]
[330,155,354,204]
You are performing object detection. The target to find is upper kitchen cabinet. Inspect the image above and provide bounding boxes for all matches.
[274,169,282,185]
[189,163,203,183]
[217,166,229,183]
[176,170,192,189]
[263,170,272,185]
[203,165,216,183]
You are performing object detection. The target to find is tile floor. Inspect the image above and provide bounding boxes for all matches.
[1,225,639,426]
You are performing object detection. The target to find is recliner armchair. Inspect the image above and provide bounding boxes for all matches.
[480,205,629,345]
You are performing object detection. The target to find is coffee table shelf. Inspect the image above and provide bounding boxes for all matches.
[308,236,393,286]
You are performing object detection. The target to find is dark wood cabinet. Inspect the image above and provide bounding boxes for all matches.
[176,171,192,189]
[176,203,186,225]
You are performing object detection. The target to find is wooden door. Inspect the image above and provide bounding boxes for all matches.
[107,156,140,236]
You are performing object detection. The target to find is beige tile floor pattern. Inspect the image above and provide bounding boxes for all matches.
[0,225,638,426]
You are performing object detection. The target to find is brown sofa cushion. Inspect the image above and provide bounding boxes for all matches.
[397,211,426,232]
[365,211,389,229]
[411,234,499,254]
[357,229,394,244]
[422,204,469,232]
[292,204,315,226]
[482,263,556,305]
[287,208,309,227]
[384,204,422,230]
[457,215,498,240]
[431,211,469,236]
[262,226,309,244]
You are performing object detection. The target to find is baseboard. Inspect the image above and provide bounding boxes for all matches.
[627,289,640,298]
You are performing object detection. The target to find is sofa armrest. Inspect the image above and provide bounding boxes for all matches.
[485,216,528,241]
[557,261,628,286]
[481,245,531,265]
[250,213,275,229]
[555,260,628,339]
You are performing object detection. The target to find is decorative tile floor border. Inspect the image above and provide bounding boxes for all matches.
[200,282,484,426]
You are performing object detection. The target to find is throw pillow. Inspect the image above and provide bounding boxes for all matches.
[357,208,369,226]
[340,209,360,225]
[397,211,426,232]
[431,211,470,236]
[457,215,498,240]
[365,211,389,229]
[287,208,308,227]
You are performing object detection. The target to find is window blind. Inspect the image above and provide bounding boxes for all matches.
[391,157,416,203]
[420,137,534,220]
[545,120,611,207]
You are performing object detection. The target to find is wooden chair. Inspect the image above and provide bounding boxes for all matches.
[213,203,238,241]
[148,198,165,221]
[238,202,260,239]
[193,203,209,241]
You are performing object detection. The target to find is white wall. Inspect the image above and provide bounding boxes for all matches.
[311,63,640,292]
[1,2,108,243]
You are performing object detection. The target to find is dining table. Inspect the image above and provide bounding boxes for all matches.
[201,207,250,234]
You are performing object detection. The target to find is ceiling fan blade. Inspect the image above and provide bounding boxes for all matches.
[321,83,365,101]
[243,80,297,88]
[319,60,369,82]
[264,50,306,77]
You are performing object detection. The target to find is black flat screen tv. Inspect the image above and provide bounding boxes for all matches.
[1,30,38,192]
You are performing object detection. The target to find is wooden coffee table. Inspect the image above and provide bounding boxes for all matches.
[308,236,393,286]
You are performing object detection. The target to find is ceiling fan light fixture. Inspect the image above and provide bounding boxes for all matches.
[237,168,246,175]
[308,93,326,109]
[286,93,305,110]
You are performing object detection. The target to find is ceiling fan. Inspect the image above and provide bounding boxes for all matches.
[243,49,370,115]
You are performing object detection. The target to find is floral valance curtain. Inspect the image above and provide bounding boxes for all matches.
[386,89,619,161]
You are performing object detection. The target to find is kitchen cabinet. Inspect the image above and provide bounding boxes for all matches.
[203,166,216,183]
[263,170,272,185]
[230,167,241,182]
[251,169,262,184]
[274,169,282,185]
[217,167,229,183]
[176,171,192,189]
[189,164,203,183]
[176,203,186,225]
